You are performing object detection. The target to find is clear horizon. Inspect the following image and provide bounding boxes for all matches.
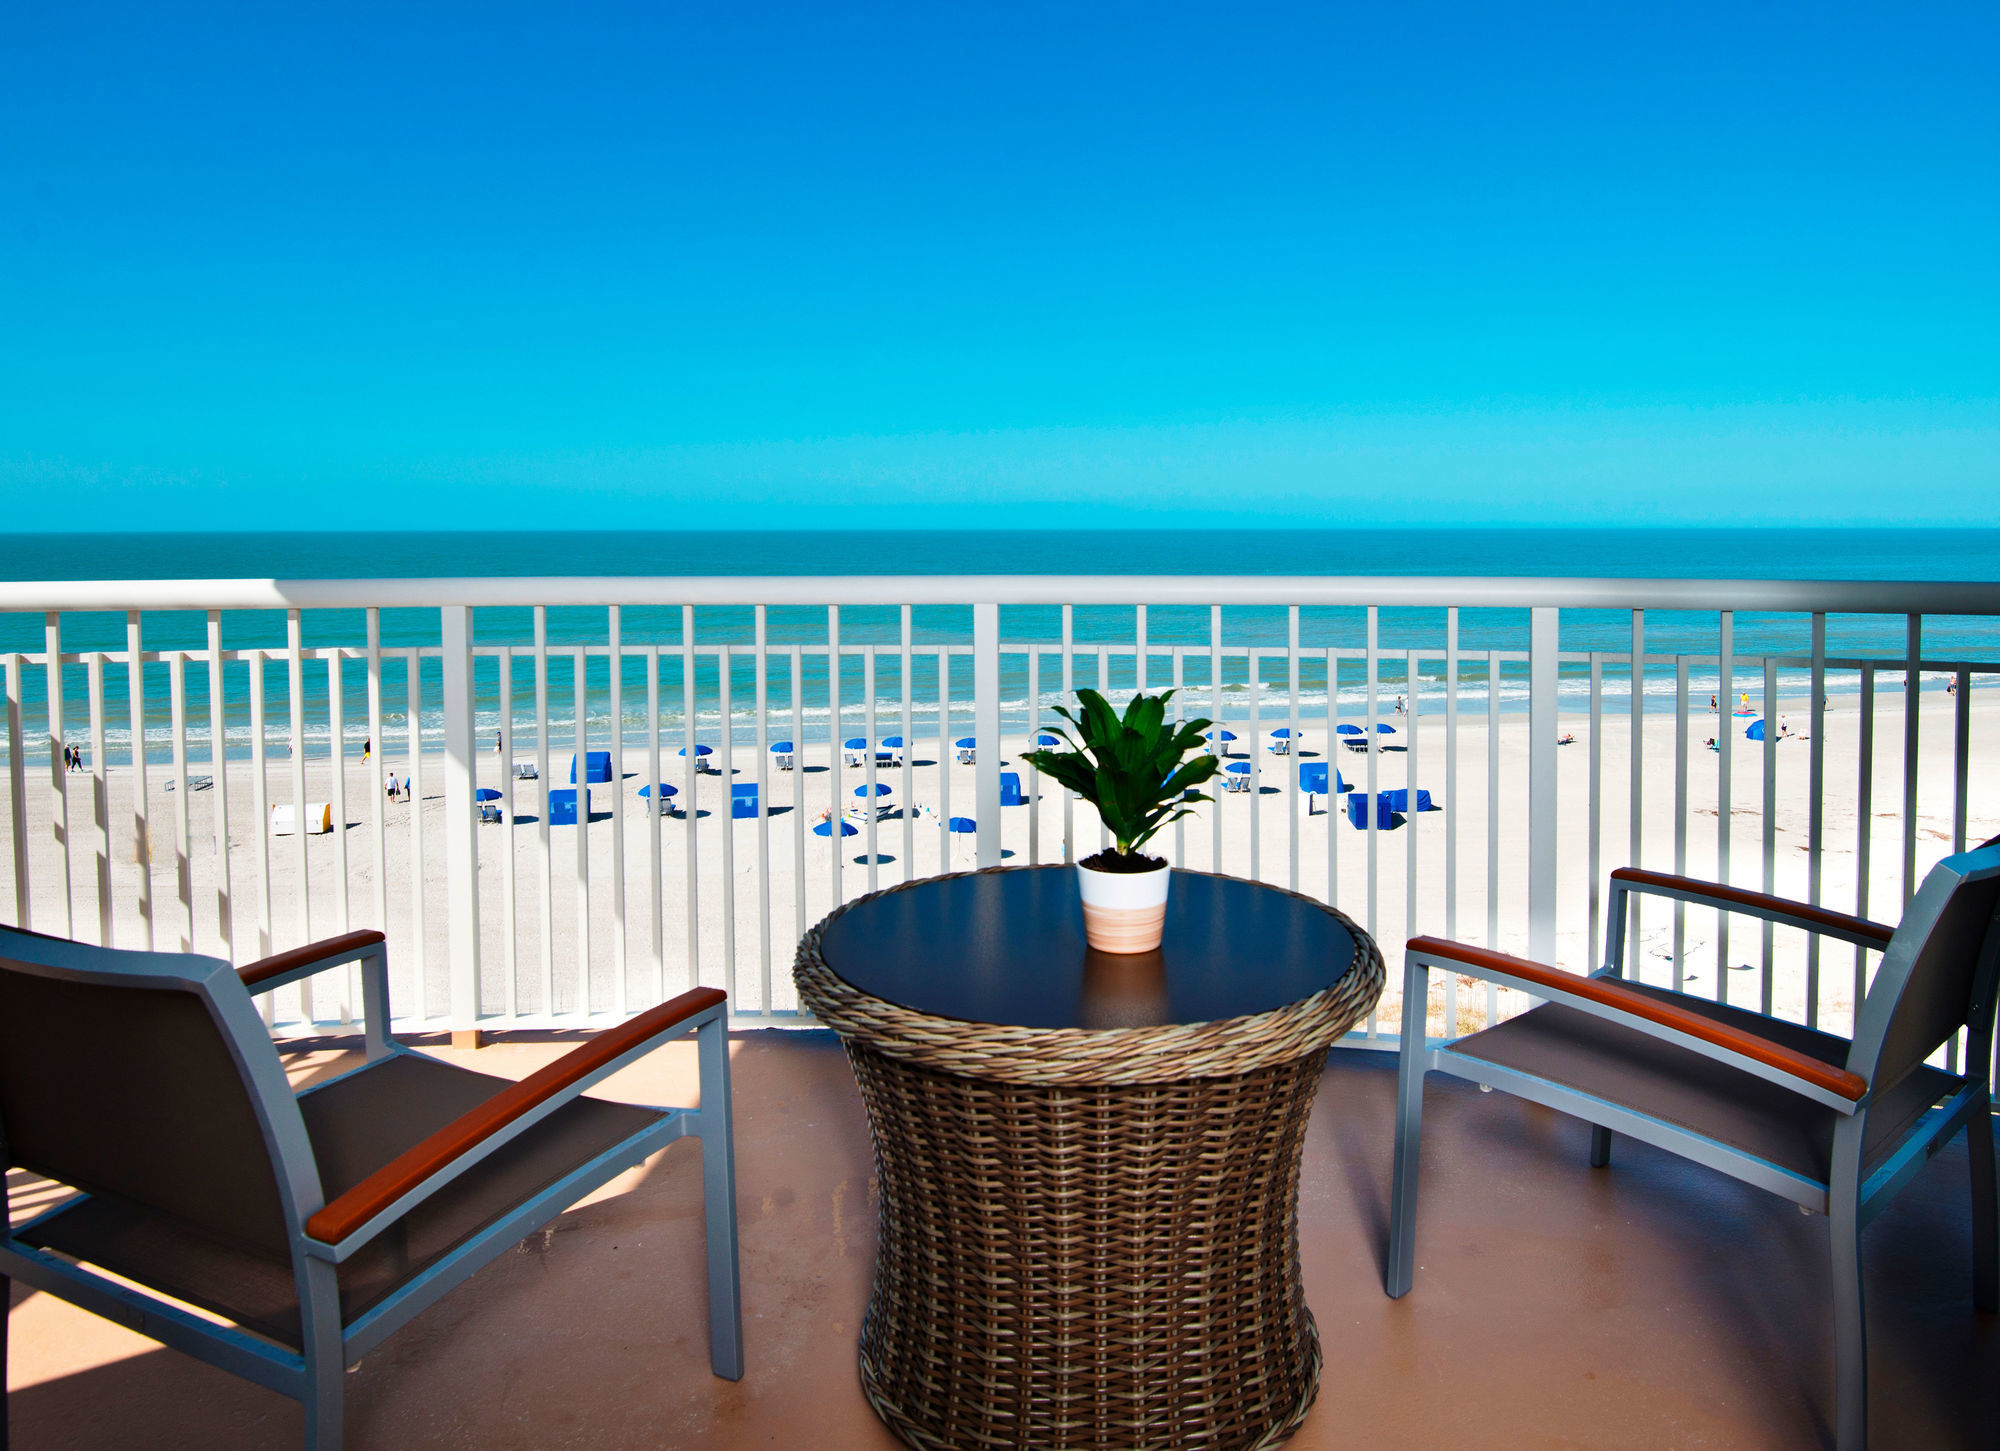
[4,4,1995,530]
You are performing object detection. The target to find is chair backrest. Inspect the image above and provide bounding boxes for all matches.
[1849,843,2000,1095]
[0,928,314,1255]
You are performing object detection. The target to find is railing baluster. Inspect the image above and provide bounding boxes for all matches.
[1716,611,1732,1002]
[1902,615,1920,908]
[1761,654,1777,1015]
[1856,661,1876,1033]
[901,606,915,881]
[1807,612,1826,1027]
[1365,608,1379,1036]
[645,646,662,1006]
[1953,667,1971,853]
[609,608,628,1018]
[88,652,111,946]
[167,653,191,949]
[126,612,153,949]
[864,647,879,893]
[250,649,272,963]
[500,645,519,1021]
[755,608,772,1013]
[1327,647,1340,913]
[1588,651,1602,966]
[366,610,384,944]
[1485,649,1500,972]
[938,647,952,866]
[1405,647,1419,958]
[1172,647,1186,869]
[534,607,553,1017]
[1248,642,1262,882]
[828,606,841,905]
[1672,655,1688,993]
[1065,607,1076,865]
[791,647,805,949]
[1209,606,1221,872]
[681,605,699,991]
[286,611,309,962]
[5,654,29,929]
[46,612,72,938]
[327,647,351,1025]
[1627,610,1644,980]
[572,645,590,1015]
[1287,607,1300,894]
[407,649,426,1017]
[720,643,737,999]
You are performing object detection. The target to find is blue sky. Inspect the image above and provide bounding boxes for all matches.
[3,3,1995,529]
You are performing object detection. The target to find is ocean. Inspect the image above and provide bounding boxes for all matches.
[2,529,1997,763]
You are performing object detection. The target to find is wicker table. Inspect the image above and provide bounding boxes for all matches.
[795,865,1384,1451]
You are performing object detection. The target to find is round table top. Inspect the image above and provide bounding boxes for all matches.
[816,865,1365,1031]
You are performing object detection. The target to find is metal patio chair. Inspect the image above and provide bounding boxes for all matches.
[0,925,743,1449]
[1386,842,2000,1451]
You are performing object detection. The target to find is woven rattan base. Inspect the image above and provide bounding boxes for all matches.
[797,869,1385,1451]
[846,1045,1330,1451]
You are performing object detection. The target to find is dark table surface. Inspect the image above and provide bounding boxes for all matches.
[817,865,1363,1031]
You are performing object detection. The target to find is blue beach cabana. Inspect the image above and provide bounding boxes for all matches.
[547,788,591,826]
[570,751,612,784]
[731,783,760,820]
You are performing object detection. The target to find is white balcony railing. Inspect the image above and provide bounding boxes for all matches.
[2,575,1997,1058]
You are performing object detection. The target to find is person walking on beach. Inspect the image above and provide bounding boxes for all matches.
[1778,713,1790,738]
[362,738,371,763]
[1710,694,1718,713]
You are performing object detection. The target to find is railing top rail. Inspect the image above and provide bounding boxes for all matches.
[3,575,2000,614]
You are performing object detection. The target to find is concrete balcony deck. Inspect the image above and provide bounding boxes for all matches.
[8,1030,1995,1450]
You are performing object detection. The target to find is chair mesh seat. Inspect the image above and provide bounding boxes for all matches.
[1447,987,1961,1184]
[20,1053,665,1348]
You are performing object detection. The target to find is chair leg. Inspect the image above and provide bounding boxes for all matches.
[300,1259,345,1451]
[1589,1125,1613,1168]
[1386,1006,1428,1298]
[1970,1089,1997,1314]
[1829,1121,1867,1451]
[696,1012,745,1381]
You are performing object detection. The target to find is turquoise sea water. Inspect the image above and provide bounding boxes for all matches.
[2,529,1997,762]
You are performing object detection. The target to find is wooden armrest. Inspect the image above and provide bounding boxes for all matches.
[239,930,387,989]
[305,986,726,1244]
[1609,868,1894,947]
[1406,936,1868,1102]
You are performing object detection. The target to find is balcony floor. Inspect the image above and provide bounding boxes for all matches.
[7,1030,1996,1450]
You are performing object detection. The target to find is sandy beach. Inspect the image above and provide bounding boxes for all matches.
[5,688,1995,1040]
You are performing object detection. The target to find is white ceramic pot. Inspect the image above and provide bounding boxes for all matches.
[1075,859,1171,954]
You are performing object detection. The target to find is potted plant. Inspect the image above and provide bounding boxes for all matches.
[1020,688,1221,953]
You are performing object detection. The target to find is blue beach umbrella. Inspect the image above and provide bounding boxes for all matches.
[843,737,869,750]
[1036,732,1061,747]
[1336,723,1364,736]
[813,817,859,838]
[1269,728,1297,740]
[880,736,905,749]
[475,788,501,802]
[769,740,795,754]
[638,782,678,802]
[1205,729,1237,743]
[954,738,977,750]
[677,744,713,759]
[1374,723,1396,735]
[948,816,976,834]
[854,782,893,800]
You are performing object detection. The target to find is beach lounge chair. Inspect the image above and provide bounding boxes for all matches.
[475,788,503,825]
[638,782,679,817]
[878,736,904,766]
[769,741,795,771]
[954,738,977,765]
[1388,841,2000,1451]
[678,744,715,774]
[1203,729,1237,758]
[0,924,742,1450]
[1000,771,1025,807]
[843,738,869,769]
[730,783,760,820]
[570,751,612,784]
[1267,728,1296,756]
[548,788,590,826]
[1221,760,1252,794]
[514,761,538,780]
